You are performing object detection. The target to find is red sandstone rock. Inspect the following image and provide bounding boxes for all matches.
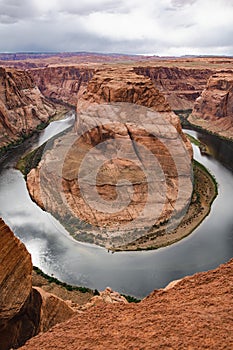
[26,68,192,248]
[134,66,213,110]
[0,218,32,323]
[29,66,94,106]
[0,67,56,149]
[0,219,76,350]
[190,72,233,139]
[20,259,233,350]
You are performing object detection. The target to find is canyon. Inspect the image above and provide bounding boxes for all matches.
[26,67,193,248]
[28,64,214,109]
[0,55,233,153]
[29,66,94,107]
[0,54,233,349]
[134,66,213,110]
[189,72,233,139]
[0,67,56,151]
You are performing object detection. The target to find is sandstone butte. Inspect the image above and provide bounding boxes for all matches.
[189,72,233,140]
[0,67,56,150]
[1,57,233,150]
[0,56,233,348]
[20,258,233,350]
[26,67,193,248]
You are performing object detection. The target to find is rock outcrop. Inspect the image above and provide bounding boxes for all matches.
[26,68,193,248]
[0,218,76,350]
[29,66,94,106]
[0,67,56,150]
[189,72,233,139]
[20,259,233,350]
[134,66,213,110]
[76,287,128,312]
[29,65,213,111]
[0,218,32,326]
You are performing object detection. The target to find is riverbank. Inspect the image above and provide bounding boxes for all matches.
[32,266,140,304]
[0,104,69,159]
[175,109,233,142]
[17,139,217,252]
[115,159,218,251]
[15,119,218,252]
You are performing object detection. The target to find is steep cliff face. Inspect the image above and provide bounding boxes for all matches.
[28,65,213,111]
[134,66,213,110]
[77,68,171,111]
[189,72,233,139]
[0,218,32,324]
[26,68,193,248]
[29,66,94,106]
[0,218,76,350]
[20,259,233,350]
[0,67,56,150]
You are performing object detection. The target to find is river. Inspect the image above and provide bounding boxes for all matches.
[0,114,232,298]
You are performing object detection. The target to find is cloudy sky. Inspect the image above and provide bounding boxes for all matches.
[0,0,233,56]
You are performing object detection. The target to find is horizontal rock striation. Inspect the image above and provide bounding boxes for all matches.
[27,68,193,248]
[189,72,233,139]
[29,66,94,107]
[0,67,56,149]
[20,259,233,350]
[134,66,213,110]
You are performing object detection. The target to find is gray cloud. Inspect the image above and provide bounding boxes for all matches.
[58,0,128,16]
[171,0,196,7]
[0,0,37,24]
[0,0,232,56]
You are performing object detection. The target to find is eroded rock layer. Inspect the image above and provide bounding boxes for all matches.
[189,72,233,139]
[134,66,213,110]
[29,66,94,106]
[20,259,233,350]
[27,68,193,248]
[0,67,56,149]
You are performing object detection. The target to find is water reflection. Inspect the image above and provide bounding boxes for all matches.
[0,119,232,298]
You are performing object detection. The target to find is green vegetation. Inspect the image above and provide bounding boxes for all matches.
[16,143,46,176]
[122,294,141,303]
[174,109,233,142]
[33,266,93,294]
[174,109,193,128]
[36,121,49,130]
[193,159,218,201]
[16,123,73,177]
[0,135,28,158]
[185,133,209,154]
[186,133,201,146]
[33,266,141,303]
